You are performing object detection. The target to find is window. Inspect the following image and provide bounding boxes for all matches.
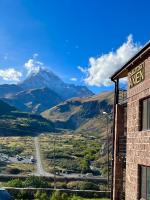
[140,166,150,200]
[141,98,150,130]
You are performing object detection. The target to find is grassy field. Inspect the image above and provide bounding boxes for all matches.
[39,133,108,176]
[0,131,110,192]
[0,132,110,177]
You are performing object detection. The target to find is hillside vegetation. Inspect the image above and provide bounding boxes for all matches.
[42,91,113,131]
[0,100,54,136]
[41,91,114,176]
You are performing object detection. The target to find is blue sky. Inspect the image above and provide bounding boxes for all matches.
[0,0,150,93]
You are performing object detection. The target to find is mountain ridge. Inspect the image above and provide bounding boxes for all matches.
[0,68,93,113]
[42,91,113,130]
[19,67,93,100]
[2,87,63,113]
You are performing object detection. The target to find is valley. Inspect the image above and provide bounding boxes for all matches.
[0,68,113,195]
[39,133,107,177]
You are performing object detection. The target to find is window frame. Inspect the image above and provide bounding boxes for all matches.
[139,165,150,200]
[139,96,150,131]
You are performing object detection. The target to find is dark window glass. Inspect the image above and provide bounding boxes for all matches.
[142,98,150,130]
[140,166,150,200]
[123,106,127,136]
[148,99,150,130]
[147,168,150,200]
[141,166,146,199]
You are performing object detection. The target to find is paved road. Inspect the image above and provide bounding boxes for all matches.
[34,137,52,176]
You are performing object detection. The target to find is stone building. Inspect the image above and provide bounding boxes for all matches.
[111,41,150,200]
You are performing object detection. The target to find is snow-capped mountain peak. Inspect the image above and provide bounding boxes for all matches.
[19,68,93,100]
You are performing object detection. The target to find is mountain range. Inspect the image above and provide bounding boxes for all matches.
[0,90,113,136]
[0,67,114,138]
[0,68,93,113]
[0,67,113,178]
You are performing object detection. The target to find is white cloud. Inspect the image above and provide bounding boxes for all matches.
[80,35,142,86]
[70,77,78,81]
[0,68,22,82]
[25,54,44,75]
[78,66,87,74]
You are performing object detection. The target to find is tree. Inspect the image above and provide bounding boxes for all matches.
[80,159,90,173]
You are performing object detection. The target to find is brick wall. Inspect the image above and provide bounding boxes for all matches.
[125,56,150,200]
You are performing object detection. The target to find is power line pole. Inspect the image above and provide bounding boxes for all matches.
[107,114,110,191]
[103,112,111,191]
[53,136,56,189]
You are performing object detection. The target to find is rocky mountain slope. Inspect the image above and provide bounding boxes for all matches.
[2,87,63,113]
[19,68,93,100]
[1,68,93,113]
[42,91,114,131]
[0,84,22,98]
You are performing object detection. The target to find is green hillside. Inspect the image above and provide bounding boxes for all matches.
[0,100,54,136]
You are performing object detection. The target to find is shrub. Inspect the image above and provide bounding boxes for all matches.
[53,182,67,189]
[15,190,31,199]
[51,191,62,200]
[78,181,99,191]
[51,191,69,200]
[67,181,80,189]
[34,191,49,200]
[61,192,69,200]
[23,176,48,188]
[5,178,23,187]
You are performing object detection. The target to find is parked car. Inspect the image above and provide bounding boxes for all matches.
[16,155,23,161]
[86,173,93,177]
[30,156,36,163]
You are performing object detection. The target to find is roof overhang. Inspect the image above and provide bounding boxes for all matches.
[111,40,150,81]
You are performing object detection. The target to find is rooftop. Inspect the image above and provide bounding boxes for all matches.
[111,40,150,81]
